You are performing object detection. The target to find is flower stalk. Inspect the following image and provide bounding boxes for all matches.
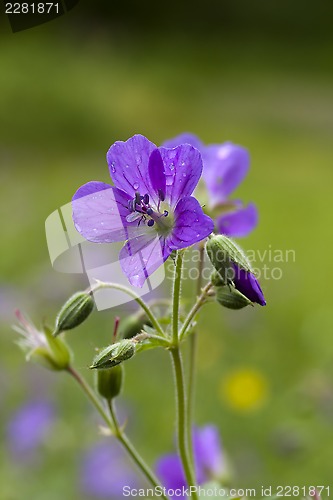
[179,281,213,341]
[170,347,198,499]
[91,281,165,337]
[172,251,184,346]
[170,250,199,499]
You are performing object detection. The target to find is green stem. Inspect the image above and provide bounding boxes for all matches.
[187,331,197,469]
[172,251,183,345]
[179,281,213,340]
[91,281,165,337]
[67,365,112,425]
[170,348,199,500]
[107,400,167,497]
[67,366,168,499]
[186,246,205,468]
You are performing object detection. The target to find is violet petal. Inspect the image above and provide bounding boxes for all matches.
[106,134,158,202]
[216,202,258,237]
[80,442,139,498]
[159,144,203,208]
[119,233,169,287]
[156,454,186,496]
[203,143,250,206]
[162,132,203,151]
[72,181,147,243]
[193,425,226,478]
[7,400,55,458]
[168,196,214,250]
[233,265,266,306]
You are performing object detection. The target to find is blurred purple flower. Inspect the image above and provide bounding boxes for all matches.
[163,133,258,238]
[156,425,226,497]
[80,441,140,499]
[72,134,214,287]
[7,400,55,459]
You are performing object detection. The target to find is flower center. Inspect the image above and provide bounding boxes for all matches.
[126,192,174,237]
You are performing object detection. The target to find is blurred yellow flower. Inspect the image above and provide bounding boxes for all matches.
[221,368,268,412]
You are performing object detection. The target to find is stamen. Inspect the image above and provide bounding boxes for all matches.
[134,191,141,205]
[128,199,136,213]
[146,208,153,216]
[143,193,149,205]
[163,210,168,217]
[147,219,154,227]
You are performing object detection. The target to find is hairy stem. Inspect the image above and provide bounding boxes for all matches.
[179,281,213,340]
[187,245,205,468]
[90,281,165,337]
[170,348,199,500]
[172,251,184,345]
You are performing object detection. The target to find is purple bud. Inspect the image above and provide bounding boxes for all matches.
[233,265,266,306]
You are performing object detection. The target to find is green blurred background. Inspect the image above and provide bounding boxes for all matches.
[1,1,333,498]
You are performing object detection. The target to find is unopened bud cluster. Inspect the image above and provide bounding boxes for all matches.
[206,234,265,309]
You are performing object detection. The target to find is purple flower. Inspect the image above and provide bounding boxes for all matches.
[156,425,226,497]
[7,400,55,459]
[72,134,214,287]
[80,441,140,499]
[232,264,266,306]
[163,133,258,238]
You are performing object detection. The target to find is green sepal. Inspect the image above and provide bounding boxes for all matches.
[54,291,95,336]
[28,325,71,370]
[90,339,135,370]
[211,270,225,287]
[96,364,123,400]
[215,285,253,310]
[206,234,253,285]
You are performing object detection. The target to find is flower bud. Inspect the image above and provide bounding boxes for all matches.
[120,314,152,339]
[54,291,94,336]
[215,285,252,310]
[206,235,266,306]
[205,234,253,285]
[90,339,135,370]
[96,364,124,400]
